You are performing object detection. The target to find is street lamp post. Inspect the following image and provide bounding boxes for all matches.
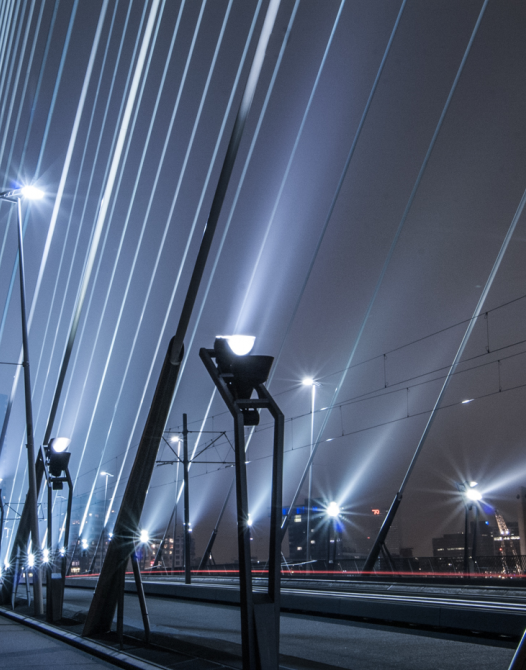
[326,501,340,567]
[200,336,284,670]
[0,185,44,615]
[457,481,481,576]
[100,471,114,569]
[302,378,318,565]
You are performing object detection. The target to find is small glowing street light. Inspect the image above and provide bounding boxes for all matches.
[327,501,340,518]
[466,486,482,501]
[140,529,149,544]
[20,185,44,200]
[81,538,88,550]
[43,548,49,563]
[28,553,35,568]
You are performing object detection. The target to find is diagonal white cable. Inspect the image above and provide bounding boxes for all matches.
[2,0,110,556]
[103,0,265,526]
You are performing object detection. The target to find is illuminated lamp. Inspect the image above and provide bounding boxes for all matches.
[140,529,149,543]
[20,185,44,200]
[326,501,340,518]
[47,437,71,488]
[465,487,482,501]
[213,336,273,426]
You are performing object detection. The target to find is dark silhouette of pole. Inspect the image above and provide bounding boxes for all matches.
[183,414,191,584]
[15,196,43,614]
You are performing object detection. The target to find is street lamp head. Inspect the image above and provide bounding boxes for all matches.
[170,436,180,443]
[49,437,71,453]
[217,335,256,356]
[327,501,340,518]
[20,185,44,200]
[100,471,114,477]
[140,529,149,543]
[465,487,482,501]
[47,437,71,484]
[213,336,273,425]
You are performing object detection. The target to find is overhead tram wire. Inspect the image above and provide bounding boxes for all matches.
[281,0,489,536]
[101,1,266,526]
[364,177,526,570]
[1,0,110,555]
[76,0,226,536]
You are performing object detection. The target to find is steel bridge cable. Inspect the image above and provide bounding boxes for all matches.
[0,0,81,456]
[0,0,21,118]
[82,0,238,533]
[102,0,265,527]
[398,186,526,495]
[57,2,169,484]
[0,0,33,167]
[168,1,301,508]
[86,0,235,520]
[174,0,302,398]
[0,0,58,362]
[1,0,110,555]
[31,0,125,441]
[29,0,136,541]
[76,0,209,536]
[203,0,404,537]
[54,0,151,440]
[282,0,489,534]
[3,0,46,183]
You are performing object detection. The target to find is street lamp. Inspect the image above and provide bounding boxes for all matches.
[302,377,319,565]
[326,501,340,567]
[200,336,284,670]
[0,184,44,615]
[457,481,481,575]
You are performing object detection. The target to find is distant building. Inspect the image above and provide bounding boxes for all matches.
[432,532,466,559]
[494,521,520,558]
[286,501,342,563]
[148,533,195,569]
[432,520,517,559]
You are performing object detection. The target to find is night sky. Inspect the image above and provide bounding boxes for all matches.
[1,0,526,564]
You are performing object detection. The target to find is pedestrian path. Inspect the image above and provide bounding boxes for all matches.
[0,611,119,669]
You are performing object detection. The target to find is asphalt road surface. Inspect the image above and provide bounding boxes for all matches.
[63,587,516,670]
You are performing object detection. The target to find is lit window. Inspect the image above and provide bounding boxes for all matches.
[297,547,302,551]
[294,515,302,522]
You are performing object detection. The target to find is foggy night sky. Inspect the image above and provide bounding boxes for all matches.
[1,0,526,563]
